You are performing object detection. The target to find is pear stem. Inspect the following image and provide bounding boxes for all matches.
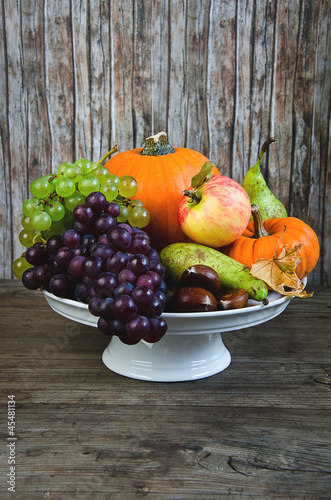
[251,204,271,238]
[255,137,275,169]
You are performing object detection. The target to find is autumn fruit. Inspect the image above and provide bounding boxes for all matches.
[168,286,218,313]
[180,264,221,294]
[222,204,320,280]
[105,131,220,251]
[215,289,249,310]
[159,242,269,302]
[177,162,251,247]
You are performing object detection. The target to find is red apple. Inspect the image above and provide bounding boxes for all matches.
[177,174,251,247]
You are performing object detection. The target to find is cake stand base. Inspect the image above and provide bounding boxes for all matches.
[102,332,231,382]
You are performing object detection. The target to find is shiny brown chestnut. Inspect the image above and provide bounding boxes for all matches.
[180,265,221,294]
[169,286,218,313]
[215,288,249,310]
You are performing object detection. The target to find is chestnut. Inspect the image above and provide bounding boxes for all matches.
[180,265,221,294]
[169,286,218,313]
[215,288,249,310]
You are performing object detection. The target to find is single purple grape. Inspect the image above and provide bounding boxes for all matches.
[98,297,115,320]
[126,315,150,340]
[46,235,62,256]
[94,213,116,235]
[129,234,150,255]
[104,202,121,217]
[131,285,154,311]
[85,191,107,213]
[33,265,54,287]
[117,223,133,234]
[126,254,149,276]
[159,280,167,295]
[141,295,163,317]
[112,294,137,322]
[82,275,94,288]
[149,260,166,278]
[69,255,86,279]
[81,234,96,248]
[145,248,160,261]
[22,268,39,290]
[136,274,154,290]
[73,204,94,224]
[88,296,102,316]
[82,255,105,278]
[61,229,81,249]
[107,226,132,252]
[114,282,135,298]
[144,317,167,343]
[49,274,72,298]
[73,244,89,257]
[54,247,73,271]
[106,252,128,274]
[154,290,166,309]
[26,243,47,266]
[91,243,115,262]
[93,272,118,298]
[118,268,136,285]
[146,270,162,290]
[108,319,126,337]
[97,317,112,336]
[74,282,90,303]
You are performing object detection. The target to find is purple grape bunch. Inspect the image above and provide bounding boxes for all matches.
[21,191,168,345]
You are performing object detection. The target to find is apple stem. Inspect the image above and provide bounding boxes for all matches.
[183,189,201,203]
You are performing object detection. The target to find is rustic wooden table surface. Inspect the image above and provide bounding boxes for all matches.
[1,280,330,499]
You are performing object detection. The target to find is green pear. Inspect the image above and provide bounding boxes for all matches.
[242,138,287,220]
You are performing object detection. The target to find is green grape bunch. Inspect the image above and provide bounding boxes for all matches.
[13,145,151,279]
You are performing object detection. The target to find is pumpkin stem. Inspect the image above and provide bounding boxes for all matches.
[251,204,271,238]
[140,131,175,156]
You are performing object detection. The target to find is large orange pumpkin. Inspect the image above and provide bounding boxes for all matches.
[222,204,320,279]
[105,132,220,251]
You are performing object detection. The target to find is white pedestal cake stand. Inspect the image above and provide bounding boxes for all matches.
[42,285,299,382]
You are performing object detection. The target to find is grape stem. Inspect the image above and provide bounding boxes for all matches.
[86,144,118,175]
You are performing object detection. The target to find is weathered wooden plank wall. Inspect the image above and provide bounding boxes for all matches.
[0,0,330,284]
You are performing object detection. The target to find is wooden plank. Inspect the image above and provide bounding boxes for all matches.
[206,0,236,174]
[2,1,28,271]
[89,0,112,160]
[185,0,211,157]
[0,1,12,278]
[131,0,153,147]
[110,0,134,150]
[44,1,75,167]
[71,0,92,160]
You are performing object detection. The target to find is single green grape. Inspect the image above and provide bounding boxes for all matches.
[30,177,50,199]
[21,215,34,231]
[63,164,82,183]
[56,178,76,197]
[107,174,121,190]
[128,206,151,228]
[40,175,56,195]
[94,166,110,184]
[117,205,130,223]
[64,191,85,211]
[119,175,138,198]
[44,201,65,221]
[12,256,32,279]
[100,180,118,201]
[78,175,100,197]
[22,198,40,217]
[74,158,93,175]
[57,162,73,176]
[42,221,66,239]
[131,199,144,208]
[19,229,39,247]
[31,210,52,231]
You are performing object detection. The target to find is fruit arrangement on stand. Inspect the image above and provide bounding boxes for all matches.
[13,132,320,353]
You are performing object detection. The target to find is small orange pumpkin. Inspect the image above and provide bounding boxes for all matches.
[105,132,219,251]
[222,204,320,279]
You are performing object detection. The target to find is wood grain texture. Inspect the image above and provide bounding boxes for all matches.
[0,279,331,499]
[0,0,329,284]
